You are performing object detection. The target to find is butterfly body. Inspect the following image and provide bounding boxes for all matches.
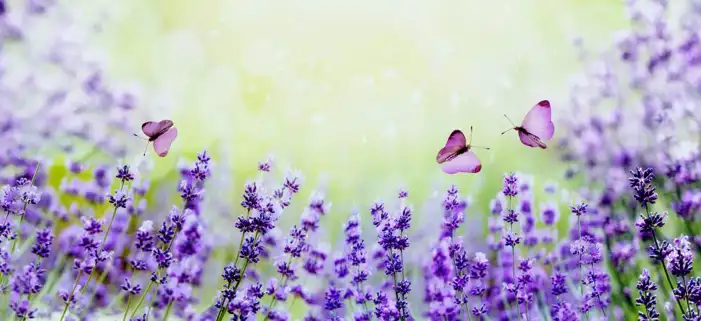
[147,126,172,142]
[436,128,485,174]
[503,100,554,149]
[140,120,178,157]
[515,126,547,149]
[441,145,470,162]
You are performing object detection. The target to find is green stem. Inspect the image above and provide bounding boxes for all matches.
[263,296,279,321]
[79,262,114,319]
[644,206,686,316]
[129,280,154,319]
[216,258,252,321]
[589,263,608,317]
[391,269,402,318]
[398,231,409,320]
[227,210,250,265]
[400,230,406,281]
[11,163,41,253]
[19,293,34,321]
[59,270,83,321]
[215,231,259,321]
[507,195,521,321]
[450,257,471,321]
[110,269,138,309]
[144,231,183,319]
[82,181,126,294]
[1,232,39,298]
[123,295,132,321]
[262,257,294,321]
[354,265,371,315]
[683,275,694,313]
[146,278,162,318]
[20,260,41,321]
[228,231,247,266]
[578,216,588,321]
[11,216,25,254]
[512,245,521,321]
[130,218,182,319]
[162,300,173,321]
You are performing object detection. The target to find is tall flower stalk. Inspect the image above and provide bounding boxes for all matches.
[636,269,660,321]
[59,165,133,321]
[570,202,589,319]
[9,163,41,254]
[441,186,472,320]
[262,221,308,320]
[501,172,523,321]
[80,164,134,295]
[345,214,373,320]
[128,152,211,320]
[372,197,412,321]
[215,166,300,321]
[630,168,687,316]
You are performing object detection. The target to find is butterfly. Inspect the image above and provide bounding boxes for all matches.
[502,100,555,149]
[134,120,178,157]
[436,127,489,174]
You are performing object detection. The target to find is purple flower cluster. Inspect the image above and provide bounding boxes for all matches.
[557,0,701,319]
[214,163,302,321]
[372,195,412,321]
[7,0,701,320]
[1,140,698,321]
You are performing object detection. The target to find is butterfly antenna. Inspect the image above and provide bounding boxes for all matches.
[133,133,148,141]
[472,145,491,150]
[142,142,149,157]
[469,126,474,145]
[501,128,514,135]
[503,114,517,127]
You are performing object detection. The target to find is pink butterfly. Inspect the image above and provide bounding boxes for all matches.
[135,120,178,157]
[436,127,489,174]
[502,100,555,149]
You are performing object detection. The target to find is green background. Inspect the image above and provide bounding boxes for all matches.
[89,0,627,207]
[36,0,635,319]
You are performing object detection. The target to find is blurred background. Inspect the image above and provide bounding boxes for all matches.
[2,0,679,319]
[75,0,628,211]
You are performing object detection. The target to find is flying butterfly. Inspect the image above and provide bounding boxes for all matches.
[502,100,555,149]
[436,126,489,174]
[134,120,178,157]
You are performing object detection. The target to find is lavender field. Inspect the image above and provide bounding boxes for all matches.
[1,0,700,320]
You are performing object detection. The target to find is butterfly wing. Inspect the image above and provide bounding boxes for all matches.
[519,130,547,149]
[142,120,174,138]
[153,127,178,157]
[436,130,467,163]
[521,100,554,141]
[440,150,482,174]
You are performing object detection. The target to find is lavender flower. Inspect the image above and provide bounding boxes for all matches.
[630,168,658,208]
[636,270,660,321]
[9,9,701,317]
[629,169,686,315]
[30,227,53,258]
[324,286,343,319]
[372,198,412,320]
[116,165,135,183]
[666,235,694,278]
